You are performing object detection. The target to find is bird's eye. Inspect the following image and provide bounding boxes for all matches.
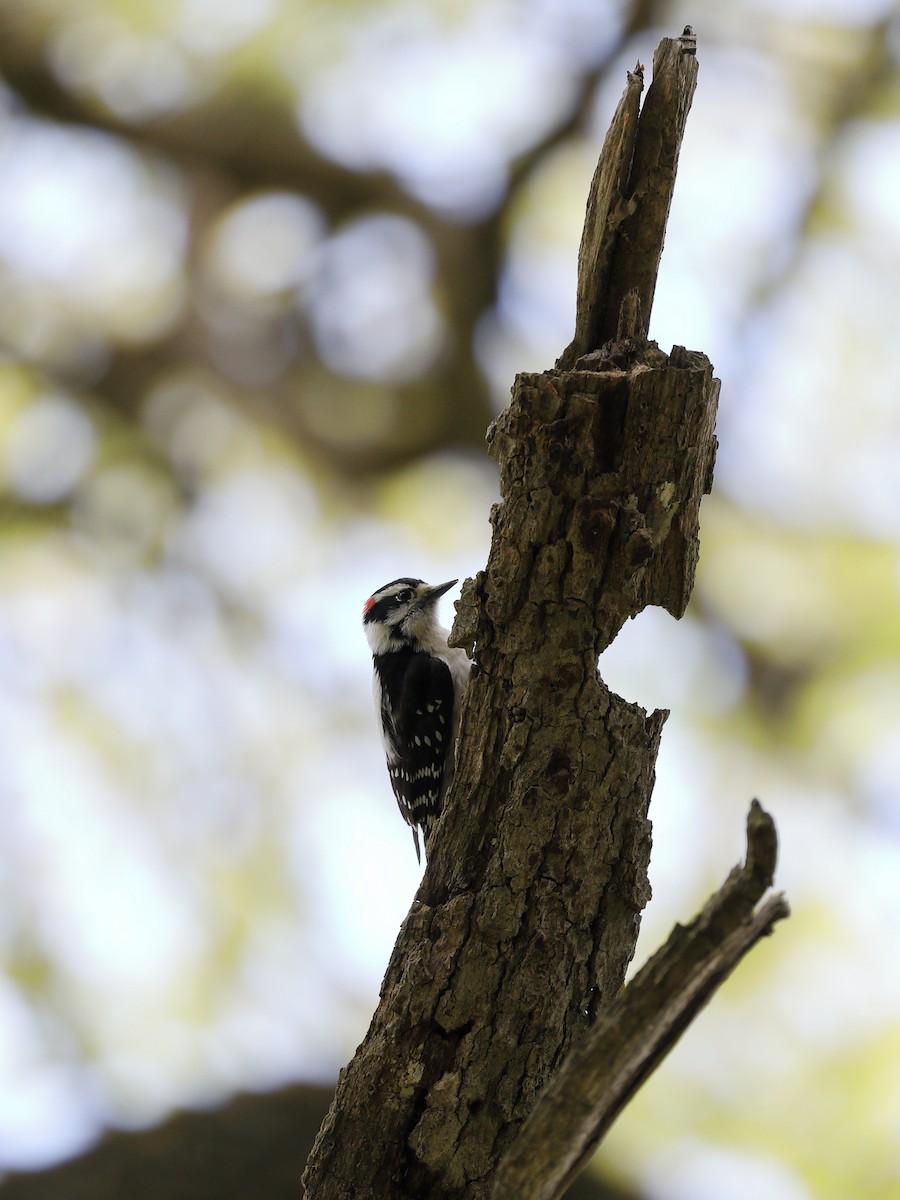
[396,589,413,603]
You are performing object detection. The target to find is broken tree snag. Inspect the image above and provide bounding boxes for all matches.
[559,26,699,368]
[492,802,790,1200]
[562,61,644,372]
[303,31,715,1200]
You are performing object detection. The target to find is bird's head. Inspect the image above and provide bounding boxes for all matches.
[363,577,457,653]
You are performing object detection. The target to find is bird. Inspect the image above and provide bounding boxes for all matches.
[363,577,471,861]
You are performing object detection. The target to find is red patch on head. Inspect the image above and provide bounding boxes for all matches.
[363,596,375,616]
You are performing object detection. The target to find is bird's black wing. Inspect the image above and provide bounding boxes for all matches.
[386,652,456,862]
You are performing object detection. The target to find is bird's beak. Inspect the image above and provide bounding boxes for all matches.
[423,579,458,603]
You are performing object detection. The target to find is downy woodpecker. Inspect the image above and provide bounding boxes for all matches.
[363,577,471,861]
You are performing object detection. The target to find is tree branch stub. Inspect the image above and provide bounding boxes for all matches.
[492,802,790,1200]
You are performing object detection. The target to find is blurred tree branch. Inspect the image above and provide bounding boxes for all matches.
[0,3,894,481]
[0,0,663,476]
[0,1085,639,1200]
[302,29,786,1199]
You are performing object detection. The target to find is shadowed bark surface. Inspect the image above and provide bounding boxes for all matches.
[302,338,718,1199]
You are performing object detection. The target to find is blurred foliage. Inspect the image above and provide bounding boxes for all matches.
[0,1,898,1199]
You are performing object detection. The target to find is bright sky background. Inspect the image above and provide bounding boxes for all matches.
[0,2,898,1198]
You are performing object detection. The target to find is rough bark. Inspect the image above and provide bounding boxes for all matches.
[303,28,784,1200]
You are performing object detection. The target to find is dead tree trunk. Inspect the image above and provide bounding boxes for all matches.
[303,28,787,1200]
